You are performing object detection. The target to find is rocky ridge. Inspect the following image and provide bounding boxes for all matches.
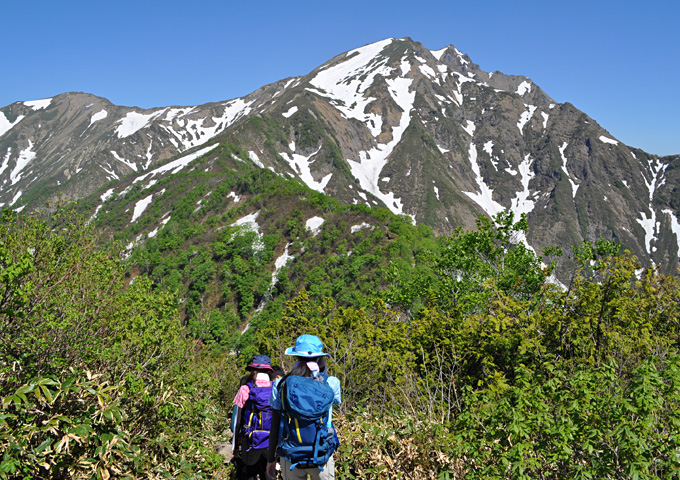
[1,37,679,271]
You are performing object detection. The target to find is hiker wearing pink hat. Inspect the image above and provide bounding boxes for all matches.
[233,354,275,480]
[266,335,341,480]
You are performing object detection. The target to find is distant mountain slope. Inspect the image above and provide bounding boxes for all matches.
[2,37,679,271]
[0,79,293,207]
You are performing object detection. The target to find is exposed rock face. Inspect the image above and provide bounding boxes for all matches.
[1,38,678,271]
[0,82,289,207]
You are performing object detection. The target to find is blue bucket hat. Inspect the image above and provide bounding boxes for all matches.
[284,334,330,358]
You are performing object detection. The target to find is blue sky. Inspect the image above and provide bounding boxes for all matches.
[3,0,678,155]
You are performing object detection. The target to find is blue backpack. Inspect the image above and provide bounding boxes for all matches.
[278,373,340,469]
[240,382,273,451]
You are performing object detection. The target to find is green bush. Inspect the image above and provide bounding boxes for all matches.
[0,210,234,479]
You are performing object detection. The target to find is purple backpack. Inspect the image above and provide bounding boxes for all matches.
[241,382,273,451]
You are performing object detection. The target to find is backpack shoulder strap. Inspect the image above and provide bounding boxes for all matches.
[278,376,290,413]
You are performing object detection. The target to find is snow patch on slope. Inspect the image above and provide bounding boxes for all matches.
[248,151,264,168]
[148,215,171,238]
[516,81,532,96]
[90,205,103,221]
[517,105,537,134]
[155,101,253,152]
[462,120,475,136]
[272,243,294,283]
[510,154,536,217]
[400,56,411,76]
[232,212,260,229]
[133,144,217,186]
[280,143,331,192]
[101,188,115,202]
[111,151,138,172]
[10,191,22,206]
[24,98,52,110]
[347,74,415,215]
[637,210,659,256]
[116,110,167,138]
[463,142,504,217]
[309,38,393,137]
[464,146,538,250]
[0,148,12,177]
[0,112,25,138]
[430,47,447,61]
[282,106,298,118]
[144,140,154,169]
[10,140,36,185]
[419,64,438,82]
[559,142,579,198]
[483,141,498,170]
[132,194,154,222]
[231,211,265,253]
[646,159,667,202]
[306,216,325,236]
[90,110,108,126]
[635,158,668,256]
[351,222,373,233]
[663,210,680,258]
[101,163,119,181]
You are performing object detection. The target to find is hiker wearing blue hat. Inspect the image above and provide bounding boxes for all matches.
[232,354,275,480]
[266,335,341,480]
[283,334,332,358]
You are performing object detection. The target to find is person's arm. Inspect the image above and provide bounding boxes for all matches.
[231,383,250,456]
[267,409,281,463]
[232,405,243,456]
[230,404,239,452]
[230,404,238,433]
[328,376,342,404]
[266,409,281,478]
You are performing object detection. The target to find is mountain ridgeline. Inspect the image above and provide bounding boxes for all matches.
[1,37,679,274]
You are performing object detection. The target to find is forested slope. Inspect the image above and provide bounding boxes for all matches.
[80,139,437,357]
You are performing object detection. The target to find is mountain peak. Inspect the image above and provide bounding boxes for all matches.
[1,37,678,274]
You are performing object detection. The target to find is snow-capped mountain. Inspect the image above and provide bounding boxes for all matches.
[2,37,679,271]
